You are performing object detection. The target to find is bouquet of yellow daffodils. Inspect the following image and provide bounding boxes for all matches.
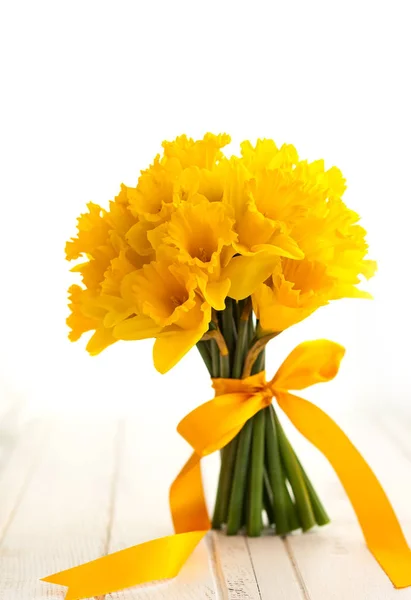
[66,133,375,538]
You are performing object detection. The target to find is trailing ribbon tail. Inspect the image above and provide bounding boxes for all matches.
[277,391,411,589]
[41,531,206,600]
[169,452,210,533]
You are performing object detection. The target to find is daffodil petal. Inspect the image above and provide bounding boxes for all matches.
[223,254,279,300]
[86,326,117,355]
[153,326,206,374]
[252,233,304,260]
[332,286,373,300]
[113,315,161,340]
[103,309,135,329]
[198,277,231,310]
[126,221,155,256]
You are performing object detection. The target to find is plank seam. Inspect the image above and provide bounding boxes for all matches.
[104,419,124,555]
[283,537,311,600]
[208,531,229,600]
[244,537,263,600]
[0,420,51,546]
[0,402,24,473]
[97,419,124,600]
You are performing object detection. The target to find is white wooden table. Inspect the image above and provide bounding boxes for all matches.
[1,411,411,599]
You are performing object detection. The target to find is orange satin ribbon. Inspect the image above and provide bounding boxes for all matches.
[42,340,411,599]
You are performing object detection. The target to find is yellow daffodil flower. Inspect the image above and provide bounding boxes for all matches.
[126,156,182,223]
[66,133,375,373]
[240,138,298,172]
[252,259,333,332]
[221,159,304,299]
[114,260,211,372]
[147,197,236,309]
[162,132,231,170]
[67,285,126,355]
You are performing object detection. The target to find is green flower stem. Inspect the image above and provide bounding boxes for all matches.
[296,456,330,526]
[236,299,245,323]
[219,353,230,378]
[212,436,239,528]
[221,298,237,357]
[272,406,316,532]
[251,348,266,375]
[264,406,290,535]
[205,300,328,540]
[242,332,278,378]
[196,341,212,375]
[283,475,301,531]
[263,469,276,525]
[275,416,330,526]
[227,418,253,535]
[232,304,251,379]
[247,311,255,344]
[240,458,250,528]
[210,339,220,378]
[247,409,265,536]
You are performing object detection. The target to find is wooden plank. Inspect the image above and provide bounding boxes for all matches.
[282,414,411,600]
[246,535,304,600]
[0,380,23,425]
[106,420,218,599]
[211,532,261,600]
[0,419,119,599]
[0,381,24,473]
[0,420,49,543]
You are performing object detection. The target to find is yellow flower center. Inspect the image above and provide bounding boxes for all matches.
[281,258,331,295]
[189,244,213,263]
[198,247,210,262]
[123,261,197,328]
[170,294,188,307]
[166,199,236,270]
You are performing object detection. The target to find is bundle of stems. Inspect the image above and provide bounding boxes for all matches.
[196,298,330,537]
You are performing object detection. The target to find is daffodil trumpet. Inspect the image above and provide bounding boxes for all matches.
[200,298,329,536]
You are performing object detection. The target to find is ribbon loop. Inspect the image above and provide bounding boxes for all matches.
[271,339,345,392]
[42,339,411,599]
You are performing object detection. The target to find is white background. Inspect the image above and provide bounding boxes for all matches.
[0,0,410,421]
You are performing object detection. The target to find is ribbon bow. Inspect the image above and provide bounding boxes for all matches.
[43,340,411,599]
